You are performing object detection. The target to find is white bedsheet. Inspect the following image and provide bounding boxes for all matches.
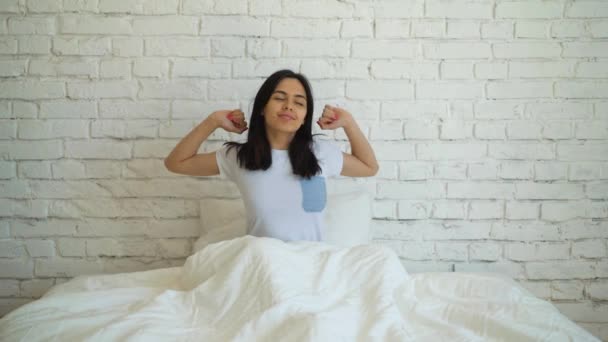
[0,235,599,341]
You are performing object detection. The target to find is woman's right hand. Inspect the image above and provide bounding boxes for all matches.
[209,109,248,134]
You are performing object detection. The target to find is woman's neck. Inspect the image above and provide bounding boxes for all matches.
[266,129,294,150]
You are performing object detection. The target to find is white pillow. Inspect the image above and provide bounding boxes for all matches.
[195,189,372,252]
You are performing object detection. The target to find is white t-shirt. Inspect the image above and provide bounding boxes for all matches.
[215,138,343,242]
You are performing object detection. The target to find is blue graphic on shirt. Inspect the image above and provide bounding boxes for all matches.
[300,176,327,212]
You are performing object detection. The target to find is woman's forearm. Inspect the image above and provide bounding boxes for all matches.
[164,116,219,167]
[343,118,379,173]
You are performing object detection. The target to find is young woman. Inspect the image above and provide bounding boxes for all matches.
[164,69,378,242]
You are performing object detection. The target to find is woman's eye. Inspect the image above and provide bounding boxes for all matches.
[296,102,304,107]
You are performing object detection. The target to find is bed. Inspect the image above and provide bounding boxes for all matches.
[0,189,600,341]
[0,235,599,341]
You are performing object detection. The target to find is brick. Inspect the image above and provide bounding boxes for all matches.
[284,39,348,57]
[200,16,268,36]
[347,80,414,100]
[0,37,17,54]
[271,18,339,38]
[397,200,430,219]
[505,242,569,261]
[91,120,157,139]
[527,261,595,280]
[372,61,437,79]
[133,58,169,78]
[469,242,502,261]
[447,21,480,39]
[576,62,608,78]
[26,0,61,12]
[99,0,178,14]
[505,201,539,219]
[442,61,473,79]
[487,81,553,99]
[427,2,492,19]
[99,60,130,78]
[566,2,608,18]
[353,40,416,58]
[510,61,574,78]
[515,23,547,39]
[482,21,513,39]
[0,258,34,278]
[24,239,55,257]
[454,262,525,279]
[587,281,608,301]
[469,200,503,219]
[378,181,444,199]
[474,122,505,139]
[67,81,137,99]
[246,39,280,58]
[585,116,608,138]
[551,281,584,300]
[541,201,587,221]
[60,15,131,34]
[551,20,587,38]
[40,100,96,119]
[283,0,353,18]
[55,238,85,257]
[112,37,143,57]
[418,143,486,160]
[448,182,513,199]
[35,258,102,277]
[569,163,602,181]
[145,37,208,57]
[64,0,97,12]
[424,42,491,59]
[475,62,508,79]
[0,140,62,159]
[18,161,51,179]
[489,143,554,160]
[399,162,433,180]
[0,80,64,100]
[65,140,131,159]
[412,20,444,38]
[557,143,608,161]
[556,81,608,98]
[433,162,467,180]
[53,37,110,56]
[8,17,55,34]
[572,239,606,258]
[132,16,197,35]
[210,38,244,57]
[29,58,97,77]
[174,60,231,78]
[18,119,88,139]
[0,239,26,257]
[249,0,281,15]
[416,81,483,99]
[0,279,20,297]
[432,200,466,219]
[497,2,563,19]
[563,42,608,57]
[341,19,373,38]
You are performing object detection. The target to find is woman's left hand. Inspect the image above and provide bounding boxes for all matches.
[317,105,354,130]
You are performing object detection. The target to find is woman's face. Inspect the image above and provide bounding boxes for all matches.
[262,78,308,134]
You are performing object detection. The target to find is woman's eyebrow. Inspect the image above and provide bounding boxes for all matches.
[273,90,306,99]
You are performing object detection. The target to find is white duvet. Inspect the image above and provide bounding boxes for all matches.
[0,236,599,341]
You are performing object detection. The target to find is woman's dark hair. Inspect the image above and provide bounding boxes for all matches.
[223,69,322,179]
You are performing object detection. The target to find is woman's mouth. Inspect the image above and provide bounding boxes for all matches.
[278,113,295,120]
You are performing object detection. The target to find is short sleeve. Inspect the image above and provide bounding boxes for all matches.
[314,139,343,178]
[215,144,238,182]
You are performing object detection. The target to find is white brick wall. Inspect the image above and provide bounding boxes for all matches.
[0,0,607,339]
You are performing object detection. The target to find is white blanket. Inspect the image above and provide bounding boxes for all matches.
[0,236,599,341]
